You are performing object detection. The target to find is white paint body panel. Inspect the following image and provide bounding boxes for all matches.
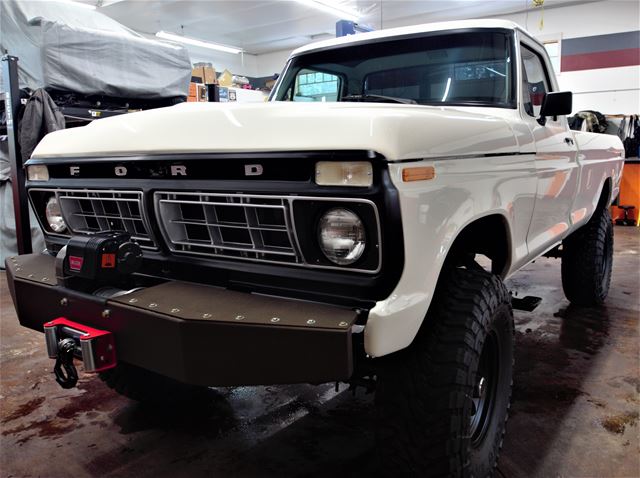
[365,134,623,357]
[30,21,626,359]
[366,153,537,356]
[32,102,518,161]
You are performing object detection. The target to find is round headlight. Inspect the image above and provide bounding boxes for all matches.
[318,208,366,265]
[45,196,67,233]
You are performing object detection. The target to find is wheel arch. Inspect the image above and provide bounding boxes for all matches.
[445,212,513,278]
[596,176,613,211]
[365,209,515,358]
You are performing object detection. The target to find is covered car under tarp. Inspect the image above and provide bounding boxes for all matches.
[0,0,191,100]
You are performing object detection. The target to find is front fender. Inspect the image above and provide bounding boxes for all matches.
[365,155,536,357]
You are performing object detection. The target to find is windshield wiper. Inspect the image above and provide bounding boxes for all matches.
[341,94,417,105]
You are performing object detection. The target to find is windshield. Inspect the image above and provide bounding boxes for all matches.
[273,30,515,108]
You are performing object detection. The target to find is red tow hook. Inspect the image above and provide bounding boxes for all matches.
[44,318,117,389]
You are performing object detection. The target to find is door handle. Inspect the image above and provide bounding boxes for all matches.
[564,137,575,146]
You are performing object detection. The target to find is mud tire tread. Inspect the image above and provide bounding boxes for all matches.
[375,267,514,477]
[561,207,613,306]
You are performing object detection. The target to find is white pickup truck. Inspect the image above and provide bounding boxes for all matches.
[7,19,624,476]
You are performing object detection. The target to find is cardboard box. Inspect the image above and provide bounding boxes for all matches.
[191,67,203,83]
[191,66,217,84]
[203,66,216,84]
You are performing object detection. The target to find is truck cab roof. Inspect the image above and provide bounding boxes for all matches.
[291,19,539,58]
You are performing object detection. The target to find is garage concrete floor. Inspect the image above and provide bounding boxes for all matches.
[1,227,638,478]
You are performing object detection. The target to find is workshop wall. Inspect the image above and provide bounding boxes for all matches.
[494,0,640,114]
[255,49,292,78]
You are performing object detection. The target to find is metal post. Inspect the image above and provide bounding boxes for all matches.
[2,55,32,254]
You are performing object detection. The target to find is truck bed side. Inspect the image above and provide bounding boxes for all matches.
[571,131,625,228]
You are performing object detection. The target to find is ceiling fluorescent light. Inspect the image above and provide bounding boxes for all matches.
[156,31,243,54]
[295,0,360,21]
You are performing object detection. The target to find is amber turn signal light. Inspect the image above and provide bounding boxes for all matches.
[402,166,435,182]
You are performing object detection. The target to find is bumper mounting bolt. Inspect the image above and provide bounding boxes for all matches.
[271,317,281,323]
[171,308,181,313]
[60,298,68,306]
[235,315,245,321]
[148,303,158,308]
[306,319,316,325]
[129,298,138,304]
[202,313,212,319]
[102,309,111,319]
[338,321,349,327]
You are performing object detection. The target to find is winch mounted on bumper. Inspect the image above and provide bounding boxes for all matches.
[6,253,358,386]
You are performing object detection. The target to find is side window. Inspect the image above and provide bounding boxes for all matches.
[293,69,341,102]
[521,45,550,117]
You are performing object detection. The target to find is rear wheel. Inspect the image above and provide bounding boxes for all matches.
[375,267,514,476]
[561,206,614,306]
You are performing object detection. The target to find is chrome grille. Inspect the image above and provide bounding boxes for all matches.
[155,192,301,263]
[36,189,156,249]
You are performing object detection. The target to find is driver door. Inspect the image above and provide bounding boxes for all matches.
[522,42,579,256]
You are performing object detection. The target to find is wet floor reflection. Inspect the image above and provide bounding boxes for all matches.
[556,304,611,355]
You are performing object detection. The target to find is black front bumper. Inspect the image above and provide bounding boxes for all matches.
[6,253,358,386]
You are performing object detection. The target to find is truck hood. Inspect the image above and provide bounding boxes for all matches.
[33,102,519,161]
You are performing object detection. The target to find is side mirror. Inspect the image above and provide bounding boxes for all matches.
[537,91,573,126]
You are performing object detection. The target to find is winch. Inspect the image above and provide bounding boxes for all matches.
[56,231,143,292]
[46,232,143,388]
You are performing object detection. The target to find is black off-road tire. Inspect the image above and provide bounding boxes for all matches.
[99,362,208,404]
[561,206,614,306]
[375,267,514,477]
